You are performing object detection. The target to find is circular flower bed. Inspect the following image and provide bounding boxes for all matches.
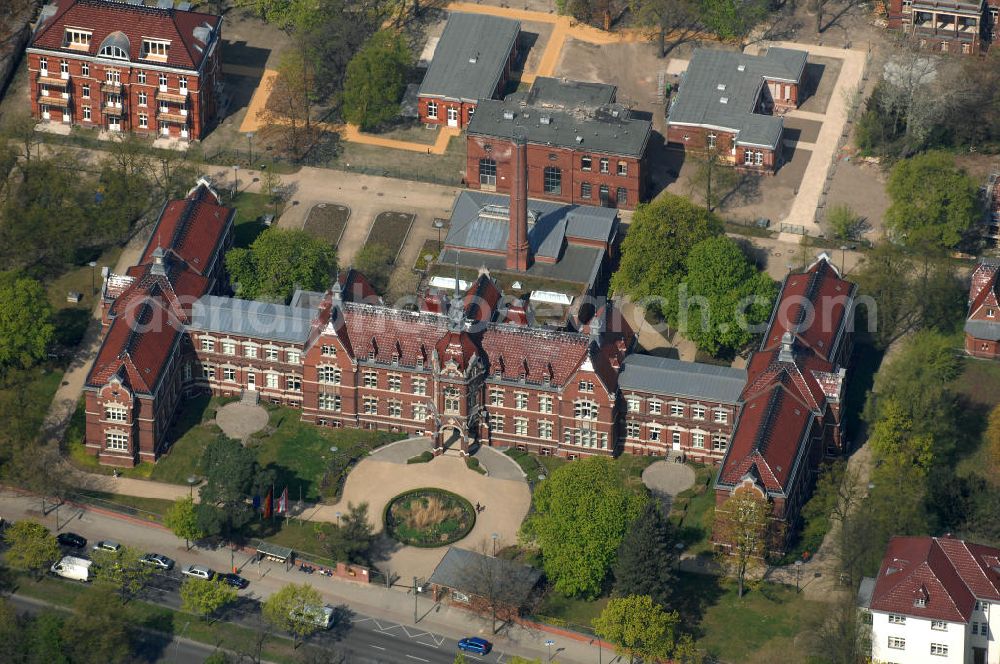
[384,488,476,548]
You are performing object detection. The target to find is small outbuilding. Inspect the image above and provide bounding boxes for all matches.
[428,547,542,620]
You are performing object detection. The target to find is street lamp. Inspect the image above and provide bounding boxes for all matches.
[433,218,445,253]
[544,639,555,661]
[794,559,804,593]
[232,165,239,200]
[491,532,499,557]
[187,475,198,497]
[335,511,342,526]
[88,261,97,296]
[840,245,848,275]
[247,131,255,166]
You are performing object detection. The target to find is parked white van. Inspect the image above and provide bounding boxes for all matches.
[291,604,335,629]
[50,556,92,582]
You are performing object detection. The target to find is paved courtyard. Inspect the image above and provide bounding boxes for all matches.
[305,439,531,583]
[215,401,269,441]
[642,461,695,510]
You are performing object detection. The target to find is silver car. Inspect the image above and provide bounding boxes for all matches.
[140,553,175,570]
[92,540,121,553]
[181,564,214,580]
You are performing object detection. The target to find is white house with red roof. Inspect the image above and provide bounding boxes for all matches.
[965,258,1000,360]
[864,535,1000,664]
[27,0,223,140]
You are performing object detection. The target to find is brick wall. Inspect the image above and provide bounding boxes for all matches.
[466,136,643,209]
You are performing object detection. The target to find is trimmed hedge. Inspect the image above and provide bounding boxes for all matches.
[407,450,434,464]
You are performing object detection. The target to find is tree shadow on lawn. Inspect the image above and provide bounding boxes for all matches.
[671,572,727,637]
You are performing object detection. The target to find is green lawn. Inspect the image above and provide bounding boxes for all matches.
[670,465,717,555]
[538,573,822,663]
[675,574,822,663]
[230,191,282,248]
[413,238,442,271]
[253,405,403,502]
[364,211,414,264]
[149,395,227,485]
[951,357,1000,480]
[0,365,64,446]
[71,489,174,523]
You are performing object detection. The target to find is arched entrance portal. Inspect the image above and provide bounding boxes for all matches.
[433,422,469,455]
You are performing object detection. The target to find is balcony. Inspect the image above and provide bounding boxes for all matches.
[155,89,187,103]
[157,110,188,124]
[101,80,122,93]
[38,95,70,107]
[38,74,68,87]
[101,104,125,116]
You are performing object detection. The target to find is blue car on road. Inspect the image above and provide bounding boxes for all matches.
[457,637,492,655]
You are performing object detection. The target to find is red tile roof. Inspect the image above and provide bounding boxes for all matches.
[32,0,221,71]
[718,378,814,492]
[480,325,590,385]
[139,185,232,274]
[870,536,1000,622]
[88,181,232,394]
[761,257,854,363]
[87,295,183,394]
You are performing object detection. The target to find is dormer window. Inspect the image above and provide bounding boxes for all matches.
[99,44,128,60]
[142,39,170,61]
[914,598,927,607]
[64,29,92,50]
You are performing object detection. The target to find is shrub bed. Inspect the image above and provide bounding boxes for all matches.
[384,488,476,547]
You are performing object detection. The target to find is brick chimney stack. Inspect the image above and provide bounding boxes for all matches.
[506,135,531,271]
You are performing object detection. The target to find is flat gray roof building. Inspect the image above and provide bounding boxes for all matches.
[668,47,807,149]
[417,13,520,103]
[619,354,747,403]
[189,295,314,344]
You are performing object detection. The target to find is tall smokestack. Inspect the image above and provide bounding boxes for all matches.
[506,134,531,271]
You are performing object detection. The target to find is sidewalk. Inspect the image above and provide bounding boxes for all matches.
[0,489,608,664]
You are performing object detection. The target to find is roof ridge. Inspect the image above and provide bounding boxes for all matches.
[751,385,783,455]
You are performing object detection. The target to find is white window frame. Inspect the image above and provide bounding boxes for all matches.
[412,378,427,396]
[887,636,905,650]
[539,395,553,414]
[427,100,438,119]
[104,405,128,422]
[221,340,236,355]
[105,431,129,451]
[223,367,236,382]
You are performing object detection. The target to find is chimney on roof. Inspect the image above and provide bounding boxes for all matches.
[778,331,795,363]
[506,134,531,271]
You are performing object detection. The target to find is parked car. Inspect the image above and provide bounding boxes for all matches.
[181,564,214,580]
[56,532,87,549]
[457,637,492,655]
[92,540,121,553]
[219,573,249,589]
[139,553,175,570]
[50,556,92,582]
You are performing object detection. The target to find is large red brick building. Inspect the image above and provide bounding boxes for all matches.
[465,77,651,210]
[27,0,223,140]
[965,258,1000,359]
[416,12,519,129]
[667,48,808,174]
[713,257,856,553]
[886,0,1000,55]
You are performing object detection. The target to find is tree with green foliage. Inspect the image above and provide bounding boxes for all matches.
[197,436,275,537]
[91,545,155,604]
[62,588,132,663]
[353,243,393,295]
[699,0,769,47]
[611,193,724,313]
[3,520,60,579]
[868,398,934,491]
[853,242,965,349]
[165,496,203,550]
[809,592,872,664]
[987,404,1000,475]
[865,331,961,443]
[180,577,239,620]
[827,204,861,241]
[522,456,647,598]
[226,228,337,303]
[593,595,679,664]
[0,272,54,376]
[316,502,376,566]
[342,30,411,131]
[613,501,678,608]
[885,151,980,249]
[679,236,776,356]
[263,583,325,648]
[713,490,770,597]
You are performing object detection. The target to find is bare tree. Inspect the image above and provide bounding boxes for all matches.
[457,540,540,634]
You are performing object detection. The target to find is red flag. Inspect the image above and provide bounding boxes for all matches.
[277,487,288,514]
[263,488,273,519]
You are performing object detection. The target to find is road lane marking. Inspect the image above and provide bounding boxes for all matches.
[368,644,386,651]
[405,655,430,662]
[416,641,438,648]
